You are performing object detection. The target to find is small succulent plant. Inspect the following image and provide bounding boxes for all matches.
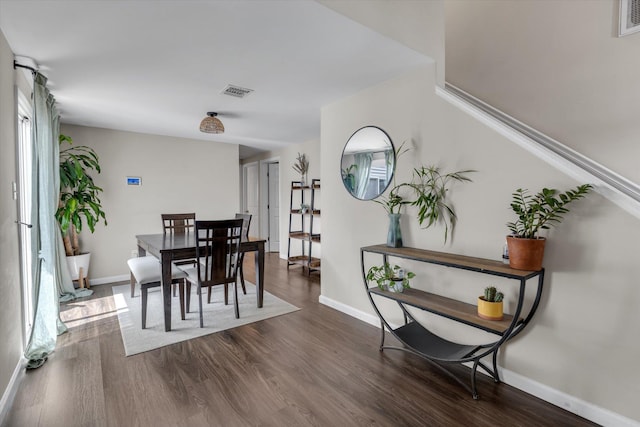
[483,286,504,303]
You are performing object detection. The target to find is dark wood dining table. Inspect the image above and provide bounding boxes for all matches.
[136,233,266,332]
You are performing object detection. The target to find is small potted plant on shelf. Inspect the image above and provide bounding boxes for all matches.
[300,203,309,214]
[506,184,592,271]
[478,286,504,321]
[366,262,416,293]
[292,152,309,186]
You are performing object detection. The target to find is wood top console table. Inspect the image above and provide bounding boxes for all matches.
[360,244,545,399]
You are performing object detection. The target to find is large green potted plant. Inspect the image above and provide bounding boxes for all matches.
[506,184,592,270]
[56,134,107,286]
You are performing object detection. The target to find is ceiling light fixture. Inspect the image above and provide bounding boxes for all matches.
[199,112,225,134]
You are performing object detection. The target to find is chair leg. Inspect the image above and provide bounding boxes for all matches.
[233,279,240,319]
[224,284,229,305]
[178,280,185,320]
[141,286,148,329]
[239,254,247,295]
[198,284,204,328]
[130,272,136,298]
[207,286,212,304]
[185,281,191,313]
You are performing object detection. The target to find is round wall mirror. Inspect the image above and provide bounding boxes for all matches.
[340,126,395,200]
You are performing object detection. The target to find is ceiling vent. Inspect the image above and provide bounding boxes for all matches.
[619,0,640,36]
[221,84,254,98]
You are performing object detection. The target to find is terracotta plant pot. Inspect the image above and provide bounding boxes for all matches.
[506,235,546,271]
[477,297,503,321]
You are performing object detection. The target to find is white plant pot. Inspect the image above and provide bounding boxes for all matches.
[388,279,405,293]
[66,253,91,281]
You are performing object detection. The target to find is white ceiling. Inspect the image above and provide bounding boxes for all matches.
[0,0,429,158]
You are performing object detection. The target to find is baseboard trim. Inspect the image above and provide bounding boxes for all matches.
[318,294,639,427]
[0,358,25,426]
[88,274,129,286]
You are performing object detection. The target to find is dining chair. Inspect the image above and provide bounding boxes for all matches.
[234,213,252,295]
[127,256,188,329]
[180,219,243,328]
[162,213,196,235]
[162,213,196,297]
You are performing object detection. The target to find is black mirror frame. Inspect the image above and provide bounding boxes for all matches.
[340,125,396,201]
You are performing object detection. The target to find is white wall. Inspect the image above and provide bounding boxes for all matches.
[60,124,239,280]
[0,28,24,416]
[320,64,640,423]
[446,0,640,184]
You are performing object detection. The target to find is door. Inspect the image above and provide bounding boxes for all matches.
[267,162,280,252]
[17,95,34,344]
[242,162,259,237]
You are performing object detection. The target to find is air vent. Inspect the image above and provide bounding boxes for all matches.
[221,84,254,98]
[619,0,640,36]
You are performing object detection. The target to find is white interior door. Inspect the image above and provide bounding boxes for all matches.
[243,162,259,237]
[268,162,280,252]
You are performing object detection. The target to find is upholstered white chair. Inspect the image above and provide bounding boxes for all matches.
[127,256,188,329]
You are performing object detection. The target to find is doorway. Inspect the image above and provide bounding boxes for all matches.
[267,162,280,253]
[242,162,260,238]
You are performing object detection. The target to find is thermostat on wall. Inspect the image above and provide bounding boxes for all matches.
[126,176,141,186]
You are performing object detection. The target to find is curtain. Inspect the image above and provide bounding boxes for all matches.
[384,149,394,185]
[354,152,373,199]
[24,73,90,370]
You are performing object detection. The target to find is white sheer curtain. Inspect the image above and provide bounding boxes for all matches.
[354,152,373,199]
[24,73,90,370]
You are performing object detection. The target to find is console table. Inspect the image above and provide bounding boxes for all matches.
[360,244,544,399]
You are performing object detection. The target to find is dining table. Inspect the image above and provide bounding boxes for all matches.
[135,232,266,332]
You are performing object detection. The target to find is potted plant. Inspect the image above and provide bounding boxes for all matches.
[366,262,415,293]
[506,184,592,270]
[56,134,107,286]
[374,165,474,247]
[477,286,504,320]
[292,152,309,186]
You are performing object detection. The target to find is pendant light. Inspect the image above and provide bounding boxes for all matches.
[199,112,225,134]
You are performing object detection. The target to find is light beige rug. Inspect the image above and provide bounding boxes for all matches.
[112,282,299,356]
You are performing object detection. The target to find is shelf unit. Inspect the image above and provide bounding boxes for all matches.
[360,244,544,399]
[287,179,320,274]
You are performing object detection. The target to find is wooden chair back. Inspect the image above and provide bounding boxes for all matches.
[195,219,243,288]
[162,213,196,235]
[234,213,252,240]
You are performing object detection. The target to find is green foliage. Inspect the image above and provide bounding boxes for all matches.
[56,134,107,254]
[341,164,357,193]
[366,263,415,291]
[374,165,474,243]
[507,184,592,239]
[483,286,504,303]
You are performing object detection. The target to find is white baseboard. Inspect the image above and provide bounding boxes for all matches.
[318,294,381,328]
[88,274,129,286]
[0,358,25,426]
[318,294,639,427]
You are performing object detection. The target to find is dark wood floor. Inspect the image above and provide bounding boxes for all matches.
[4,253,596,427]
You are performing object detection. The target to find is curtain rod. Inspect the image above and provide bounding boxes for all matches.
[13,60,37,75]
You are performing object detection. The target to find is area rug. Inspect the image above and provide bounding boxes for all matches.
[112,282,299,356]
